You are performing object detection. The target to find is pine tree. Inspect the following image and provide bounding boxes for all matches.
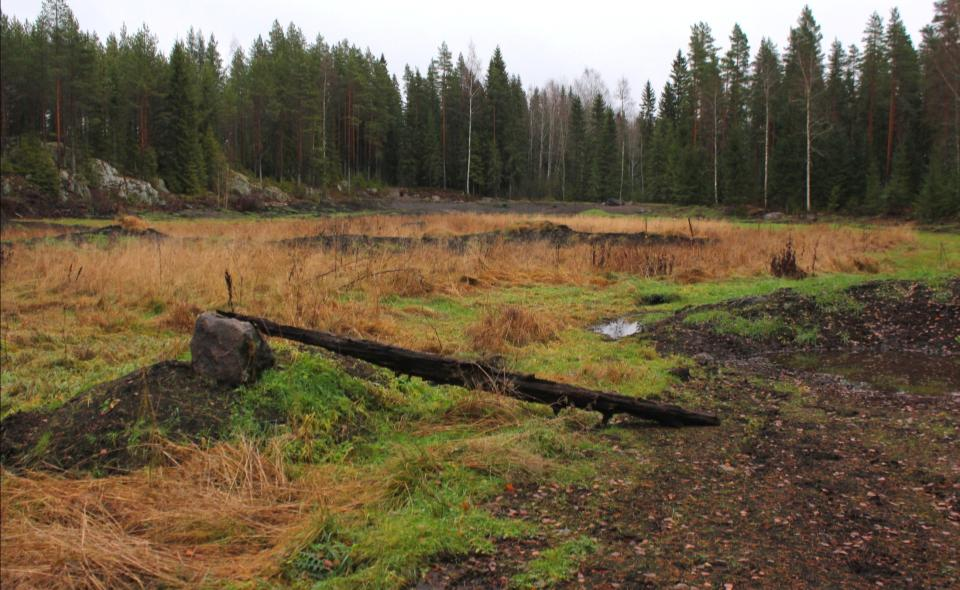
[688,22,720,204]
[750,38,781,208]
[720,24,751,202]
[859,12,888,174]
[882,8,921,210]
[785,6,824,211]
[821,40,855,209]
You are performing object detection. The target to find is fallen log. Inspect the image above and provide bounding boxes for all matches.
[218,311,720,427]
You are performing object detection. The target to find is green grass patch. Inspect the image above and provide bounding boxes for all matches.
[511,536,598,588]
[683,310,791,340]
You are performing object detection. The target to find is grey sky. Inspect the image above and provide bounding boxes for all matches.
[3,0,936,107]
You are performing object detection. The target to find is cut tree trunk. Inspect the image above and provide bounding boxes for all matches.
[219,311,720,427]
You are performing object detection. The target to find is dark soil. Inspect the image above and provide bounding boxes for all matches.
[33,224,167,244]
[420,364,960,589]
[653,279,960,359]
[418,279,960,589]
[0,361,234,473]
[280,221,704,252]
[1,225,170,259]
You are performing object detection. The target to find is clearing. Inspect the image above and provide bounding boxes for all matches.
[1,207,957,589]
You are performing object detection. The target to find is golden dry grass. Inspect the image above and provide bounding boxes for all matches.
[0,439,400,589]
[467,305,562,353]
[0,213,915,347]
[116,215,150,232]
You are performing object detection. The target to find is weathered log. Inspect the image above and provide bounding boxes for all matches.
[218,311,720,427]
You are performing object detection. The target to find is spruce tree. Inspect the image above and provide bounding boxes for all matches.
[159,42,203,194]
[720,24,751,202]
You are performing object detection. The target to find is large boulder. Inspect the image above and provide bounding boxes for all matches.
[190,312,275,385]
[227,169,255,196]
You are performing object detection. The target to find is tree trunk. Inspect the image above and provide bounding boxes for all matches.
[763,92,770,210]
[55,78,63,164]
[885,80,897,178]
[220,311,721,427]
[805,89,812,212]
[713,91,719,205]
[619,136,625,204]
[466,87,473,196]
[441,89,447,190]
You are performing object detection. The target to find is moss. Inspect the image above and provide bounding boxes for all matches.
[683,310,792,340]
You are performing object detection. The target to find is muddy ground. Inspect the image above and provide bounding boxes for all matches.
[419,280,960,589]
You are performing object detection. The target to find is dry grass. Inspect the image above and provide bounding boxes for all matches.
[0,213,917,389]
[467,305,561,353]
[0,439,391,589]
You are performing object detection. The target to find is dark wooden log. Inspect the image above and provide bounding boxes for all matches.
[218,311,720,427]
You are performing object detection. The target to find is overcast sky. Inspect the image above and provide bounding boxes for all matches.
[3,0,937,106]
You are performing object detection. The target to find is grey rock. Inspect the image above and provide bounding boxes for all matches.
[263,185,290,204]
[90,159,161,205]
[227,170,254,196]
[190,312,274,385]
[762,211,784,221]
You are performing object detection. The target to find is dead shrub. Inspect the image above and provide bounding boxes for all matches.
[382,268,433,297]
[674,267,707,284]
[578,360,638,386]
[454,432,554,483]
[770,239,807,279]
[852,256,880,273]
[429,393,524,432]
[117,215,149,232]
[467,305,559,353]
[160,302,203,332]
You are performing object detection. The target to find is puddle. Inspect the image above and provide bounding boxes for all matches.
[592,318,642,340]
[771,351,960,396]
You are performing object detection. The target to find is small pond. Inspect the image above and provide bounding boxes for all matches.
[592,318,642,340]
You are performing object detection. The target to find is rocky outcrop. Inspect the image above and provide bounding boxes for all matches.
[89,159,163,206]
[227,169,290,205]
